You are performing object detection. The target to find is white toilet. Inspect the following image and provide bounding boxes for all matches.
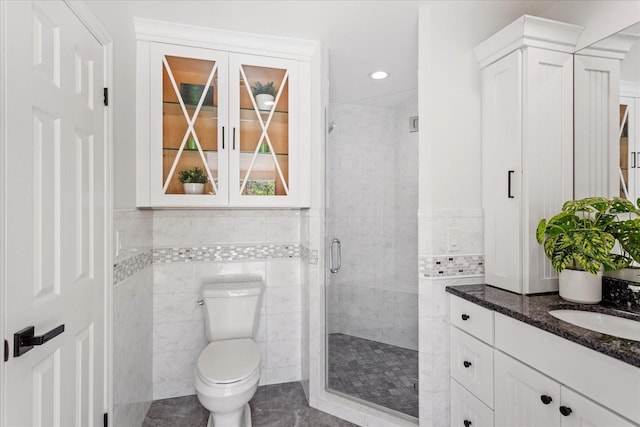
[195,275,264,427]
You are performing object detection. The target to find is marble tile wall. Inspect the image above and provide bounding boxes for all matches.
[151,209,304,400]
[326,97,419,351]
[113,209,154,427]
[417,209,484,427]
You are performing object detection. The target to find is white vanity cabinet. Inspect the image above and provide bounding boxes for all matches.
[449,294,640,427]
[473,16,582,295]
[450,296,495,426]
[135,18,317,208]
[494,350,636,427]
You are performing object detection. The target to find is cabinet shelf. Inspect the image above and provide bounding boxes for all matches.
[162,101,288,123]
[162,147,288,156]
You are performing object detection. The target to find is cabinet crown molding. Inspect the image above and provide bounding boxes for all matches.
[473,15,583,68]
[134,18,320,61]
[576,31,640,60]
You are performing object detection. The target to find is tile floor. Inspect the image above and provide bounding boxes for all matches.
[142,381,356,426]
[327,333,419,418]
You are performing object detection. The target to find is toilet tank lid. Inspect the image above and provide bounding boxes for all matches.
[202,275,264,297]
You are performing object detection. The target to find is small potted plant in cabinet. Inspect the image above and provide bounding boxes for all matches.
[252,81,277,111]
[536,197,640,303]
[178,166,209,194]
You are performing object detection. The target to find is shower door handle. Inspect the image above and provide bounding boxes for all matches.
[330,238,341,273]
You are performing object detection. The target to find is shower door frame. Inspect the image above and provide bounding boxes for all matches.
[306,105,418,427]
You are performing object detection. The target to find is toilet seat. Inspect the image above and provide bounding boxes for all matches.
[196,338,261,386]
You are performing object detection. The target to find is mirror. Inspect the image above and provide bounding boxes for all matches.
[574,22,640,201]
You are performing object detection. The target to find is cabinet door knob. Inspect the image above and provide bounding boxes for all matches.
[463,360,472,368]
[540,395,552,405]
[559,406,572,416]
[463,420,472,427]
[461,314,470,321]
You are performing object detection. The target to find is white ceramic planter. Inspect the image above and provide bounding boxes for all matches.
[559,269,602,304]
[255,94,274,111]
[183,183,205,194]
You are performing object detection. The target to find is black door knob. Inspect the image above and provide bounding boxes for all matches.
[559,406,572,416]
[540,395,552,405]
[463,420,472,427]
[463,360,472,368]
[461,314,470,321]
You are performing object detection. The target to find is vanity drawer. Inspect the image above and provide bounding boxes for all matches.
[450,294,494,344]
[451,378,494,427]
[451,326,494,408]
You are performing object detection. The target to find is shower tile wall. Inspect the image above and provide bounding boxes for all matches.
[327,96,419,351]
[151,209,305,400]
[113,209,154,427]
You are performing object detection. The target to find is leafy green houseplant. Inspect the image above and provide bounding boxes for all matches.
[178,166,209,195]
[536,197,640,275]
[251,81,277,97]
[251,81,278,111]
[178,166,209,184]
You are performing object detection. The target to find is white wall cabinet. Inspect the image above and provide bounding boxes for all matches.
[574,32,640,200]
[621,93,640,202]
[450,294,640,427]
[474,16,582,294]
[135,18,317,208]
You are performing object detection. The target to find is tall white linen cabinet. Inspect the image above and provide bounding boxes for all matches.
[474,16,583,294]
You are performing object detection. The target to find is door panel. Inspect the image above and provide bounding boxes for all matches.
[3,1,106,425]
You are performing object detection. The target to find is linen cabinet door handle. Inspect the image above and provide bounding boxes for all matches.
[632,152,636,169]
[507,170,515,198]
[232,127,236,150]
[222,126,225,149]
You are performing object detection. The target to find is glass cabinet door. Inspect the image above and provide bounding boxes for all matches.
[229,55,297,205]
[620,98,639,202]
[150,45,228,204]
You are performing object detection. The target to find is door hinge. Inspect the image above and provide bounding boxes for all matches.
[103,87,109,106]
[103,412,108,427]
[4,340,8,362]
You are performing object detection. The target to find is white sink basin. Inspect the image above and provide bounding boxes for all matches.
[548,310,640,342]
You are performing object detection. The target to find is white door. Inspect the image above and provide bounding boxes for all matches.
[2,1,107,426]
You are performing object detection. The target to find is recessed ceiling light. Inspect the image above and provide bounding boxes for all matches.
[369,71,388,80]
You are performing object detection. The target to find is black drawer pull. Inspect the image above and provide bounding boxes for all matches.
[463,360,472,368]
[540,395,552,405]
[559,406,572,416]
[461,314,470,321]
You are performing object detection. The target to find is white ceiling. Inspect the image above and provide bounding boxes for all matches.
[89,0,426,105]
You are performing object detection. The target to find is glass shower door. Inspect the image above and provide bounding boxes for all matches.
[325,95,419,419]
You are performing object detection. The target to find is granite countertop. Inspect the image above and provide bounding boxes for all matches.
[446,284,640,369]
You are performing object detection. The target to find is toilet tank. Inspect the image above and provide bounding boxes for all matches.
[201,275,264,342]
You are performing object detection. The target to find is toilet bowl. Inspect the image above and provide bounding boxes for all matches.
[195,338,261,427]
[195,277,264,427]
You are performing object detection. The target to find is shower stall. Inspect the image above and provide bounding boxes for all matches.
[324,91,419,419]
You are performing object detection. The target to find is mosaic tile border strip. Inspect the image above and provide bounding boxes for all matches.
[152,244,302,263]
[420,254,484,278]
[113,250,153,284]
[114,244,318,284]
